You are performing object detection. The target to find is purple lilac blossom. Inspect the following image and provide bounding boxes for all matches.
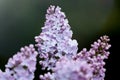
[74,35,111,80]
[40,57,93,80]
[0,5,111,80]
[0,44,38,80]
[53,57,93,80]
[35,5,78,70]
[40,72,55,80]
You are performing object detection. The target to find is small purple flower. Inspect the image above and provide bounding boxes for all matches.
[0,70,15,80]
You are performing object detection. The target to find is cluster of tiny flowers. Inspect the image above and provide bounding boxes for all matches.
[40,57,93,80]
[53,57,93,80]
[39,36,111,80]
[35,5,78,70]
[0,44,38,80]
[0,5,111,80]
[38,5,111,80]
[74,36,111,80]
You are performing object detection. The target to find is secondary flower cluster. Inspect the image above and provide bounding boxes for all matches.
[0,5,111,80]
[0,44,38,80]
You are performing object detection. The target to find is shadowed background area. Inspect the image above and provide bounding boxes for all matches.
[0,0,119,80]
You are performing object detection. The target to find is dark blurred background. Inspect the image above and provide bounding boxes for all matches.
[0,0,119,80]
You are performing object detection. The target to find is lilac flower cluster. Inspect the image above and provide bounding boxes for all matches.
[37,5,111,80]
[35,5,78,70]
[0,44,38,80]
[74,35,111,80]
[39,35,111,80]
[0,5,111,80]
[40,57,93,80]
[53,57,93,80]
